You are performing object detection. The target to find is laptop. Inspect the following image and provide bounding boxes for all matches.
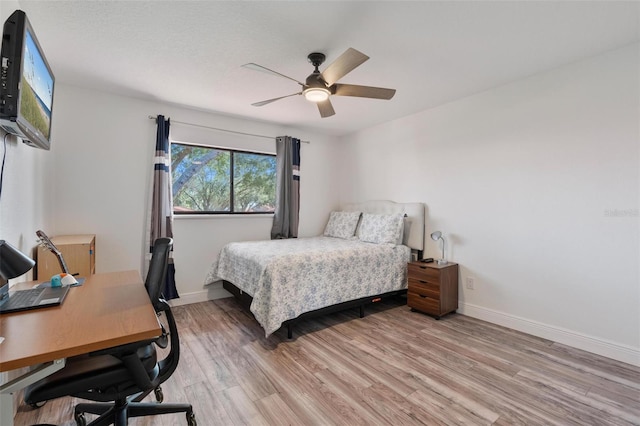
[0,282,70,314]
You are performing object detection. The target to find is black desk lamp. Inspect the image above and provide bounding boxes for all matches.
[0,240,36,282]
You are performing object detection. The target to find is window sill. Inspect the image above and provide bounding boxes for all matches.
[173,213,274,220]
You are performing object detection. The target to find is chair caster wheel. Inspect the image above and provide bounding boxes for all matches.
[75,412,87,426]
[30,400,47,409]
[154,386,164,402]
[187,411,197,426]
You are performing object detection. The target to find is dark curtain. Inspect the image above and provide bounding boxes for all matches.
[150,115,179,300]
[271,136,301,239]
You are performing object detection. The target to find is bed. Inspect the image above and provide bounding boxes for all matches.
[205,200,425,338]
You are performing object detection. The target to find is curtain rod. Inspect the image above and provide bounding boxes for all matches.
[148,115,310,144]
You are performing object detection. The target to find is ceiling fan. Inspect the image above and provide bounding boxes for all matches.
[243,48,396,118]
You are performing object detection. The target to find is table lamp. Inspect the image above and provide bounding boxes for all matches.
[0,240,36,281]
[430,231,448,265]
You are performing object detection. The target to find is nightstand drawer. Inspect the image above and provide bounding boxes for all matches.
[408,278,440,298]
[408,291,440,314]
[408,263,440,281]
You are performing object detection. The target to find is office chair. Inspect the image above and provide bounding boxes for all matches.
[24,238,197,426]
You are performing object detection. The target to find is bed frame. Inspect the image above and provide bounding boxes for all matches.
[225,200,425,339]
[223,280,407,339]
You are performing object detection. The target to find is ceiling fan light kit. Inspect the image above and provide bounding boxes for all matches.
[303,87,330,102]
[243,48,396,118]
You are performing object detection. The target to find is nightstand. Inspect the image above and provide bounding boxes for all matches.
[407,261,459,319]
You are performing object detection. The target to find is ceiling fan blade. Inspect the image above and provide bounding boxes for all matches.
[317,99,335,118]
[321,48,369,86]
[242,63,304,86]
[252,92,302,107]
[333,83,396,100]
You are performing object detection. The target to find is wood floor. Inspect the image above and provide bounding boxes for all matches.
[15,296,640,425]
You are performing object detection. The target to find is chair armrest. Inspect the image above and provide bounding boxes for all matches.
[88,338,157,358]
[89,339,158,390]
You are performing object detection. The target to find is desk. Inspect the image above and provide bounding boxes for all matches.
[0,270,161,426]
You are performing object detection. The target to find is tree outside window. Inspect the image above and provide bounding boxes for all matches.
[171,143,276,214]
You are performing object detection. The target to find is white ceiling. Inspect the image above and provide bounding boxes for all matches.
[17,1,640,136]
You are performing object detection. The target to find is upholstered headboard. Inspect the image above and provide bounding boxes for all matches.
[341,200,425,252]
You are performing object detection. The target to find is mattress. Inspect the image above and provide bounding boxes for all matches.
[206,236,410,336]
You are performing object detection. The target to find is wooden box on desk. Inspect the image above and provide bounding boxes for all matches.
[37,234,95,279]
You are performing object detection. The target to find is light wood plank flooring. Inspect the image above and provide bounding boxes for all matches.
[15,296,640,425]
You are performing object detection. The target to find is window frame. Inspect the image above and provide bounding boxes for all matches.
[170,141,276,216]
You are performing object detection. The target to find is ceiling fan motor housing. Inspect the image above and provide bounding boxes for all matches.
[305,73,328,89]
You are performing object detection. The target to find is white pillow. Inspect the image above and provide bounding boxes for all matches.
[358,213,404,245]
[323,211,362,239]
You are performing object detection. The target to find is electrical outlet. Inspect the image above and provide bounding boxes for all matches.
[466,277,475,290]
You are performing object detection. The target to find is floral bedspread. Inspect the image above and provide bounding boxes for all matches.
[205,236,410,336]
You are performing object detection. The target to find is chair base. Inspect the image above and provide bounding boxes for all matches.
[74,397,196,426]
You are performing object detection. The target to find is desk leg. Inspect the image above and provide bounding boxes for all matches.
[0,358,66,426]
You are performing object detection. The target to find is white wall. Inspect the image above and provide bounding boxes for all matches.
[50,84,341,302]
[0,130,53,279]
[337,44,640,365]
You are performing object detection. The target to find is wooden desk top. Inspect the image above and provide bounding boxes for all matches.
[0,270,161,372]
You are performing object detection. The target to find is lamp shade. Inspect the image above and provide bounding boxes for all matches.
[429,231,448,265]
[0,240,35,280]
[303,87,330,102]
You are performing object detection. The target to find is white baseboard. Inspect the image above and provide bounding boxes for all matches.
[169,282,231,307]
[459,302,640,367]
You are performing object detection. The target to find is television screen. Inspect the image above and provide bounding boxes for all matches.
[21,28,54,142]
[0,10,55,150]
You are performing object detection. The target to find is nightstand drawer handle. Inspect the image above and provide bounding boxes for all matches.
[418,294,428,298]
[419,280,428,284]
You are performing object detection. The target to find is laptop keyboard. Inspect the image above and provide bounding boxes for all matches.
[5,288,41,307]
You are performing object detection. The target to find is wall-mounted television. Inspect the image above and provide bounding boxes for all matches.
[0,10,55,150]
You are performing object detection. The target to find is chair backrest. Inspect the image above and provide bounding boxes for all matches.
[144,237,181,385]
[145,237,172,310]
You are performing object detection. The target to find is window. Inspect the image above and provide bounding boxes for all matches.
[171,142,276,214]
